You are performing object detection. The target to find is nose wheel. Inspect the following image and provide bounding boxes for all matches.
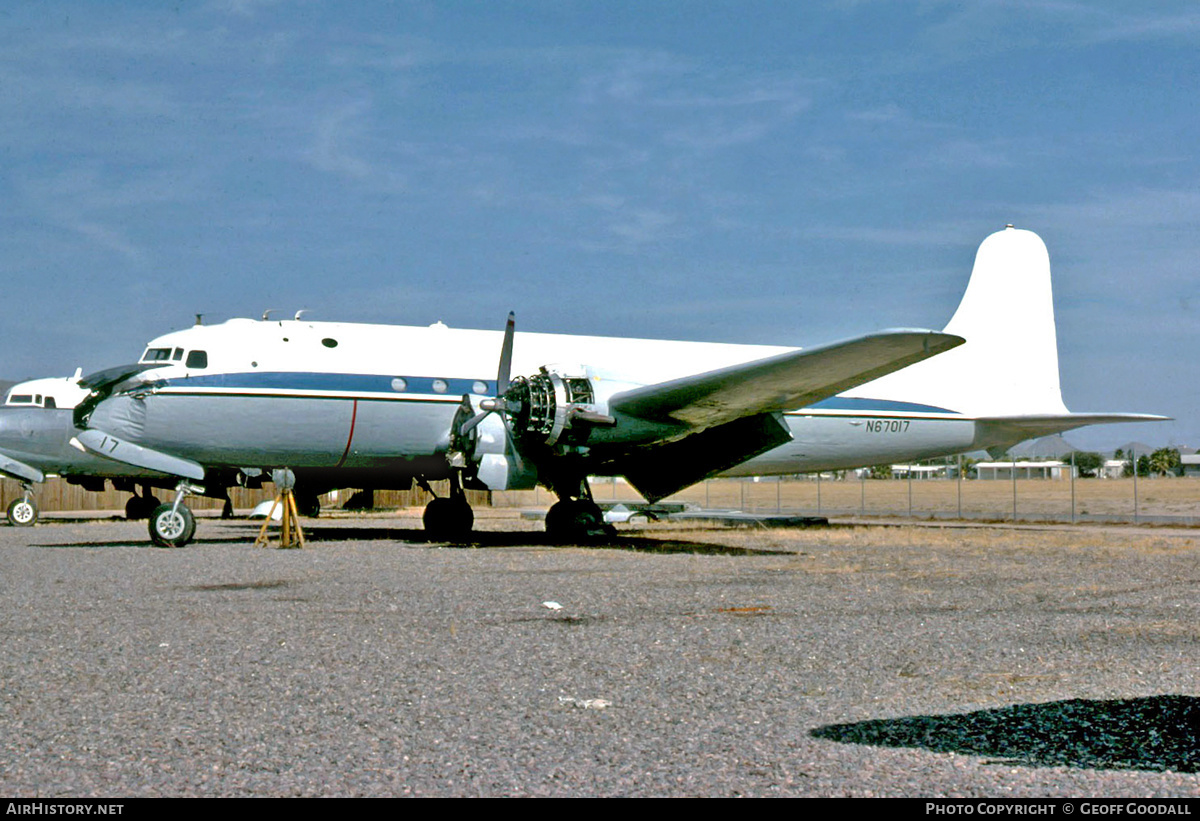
[7,492,38,527]
[148,482,201,547]
[148,504,196,547]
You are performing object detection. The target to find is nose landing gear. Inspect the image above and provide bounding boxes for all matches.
[148,482,201,547]
[6,486,38,527]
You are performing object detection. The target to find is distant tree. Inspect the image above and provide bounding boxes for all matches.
[1114,448,1125,460]
[1136,454,1151,477]
[868,464,893,479]
[1149,448,1181,477]
[1071,451,1104,478]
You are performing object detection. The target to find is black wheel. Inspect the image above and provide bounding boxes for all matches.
[545,500,612,540]
[126,495,162,520]
[148,504,196,548]
[296,494,320,518]
[124,495,151,520]
[422,497,474,540]
[7,497,38,527]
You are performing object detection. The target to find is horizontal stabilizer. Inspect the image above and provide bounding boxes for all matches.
[610,330,964,429]
[974,413,1172,456]
[74,429,206,481]
[0,453,45,485]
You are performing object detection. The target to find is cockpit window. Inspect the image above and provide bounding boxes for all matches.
[172,348,184,361]
[5,393,58,408]
[141,347,173,362]
[185,350,208,369]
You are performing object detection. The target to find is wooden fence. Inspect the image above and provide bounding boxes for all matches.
[0,477,489,515]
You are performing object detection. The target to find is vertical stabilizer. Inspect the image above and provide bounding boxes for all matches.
[843,226,1070,417]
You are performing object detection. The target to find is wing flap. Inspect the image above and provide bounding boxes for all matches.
[609,329,964,429]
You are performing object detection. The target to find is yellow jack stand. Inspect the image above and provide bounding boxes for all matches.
[254,488,306,549]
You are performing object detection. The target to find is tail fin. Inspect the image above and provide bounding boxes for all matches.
[845,226,1069,417]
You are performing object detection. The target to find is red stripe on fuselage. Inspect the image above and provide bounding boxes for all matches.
[336,399,359,468]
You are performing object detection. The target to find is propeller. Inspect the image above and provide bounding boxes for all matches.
[455,311,616,459]
[459,312,516,437]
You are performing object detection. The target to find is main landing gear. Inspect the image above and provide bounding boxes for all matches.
[544,475,614,541]
[419,474,474,541]
[7,486,38,527]
[124,486,162,521]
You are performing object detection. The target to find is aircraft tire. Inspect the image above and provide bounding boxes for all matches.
[148,504,196,548]
[545,500,612,540]
[125,495,163,520]
[422,497,473,540]
[7,498,38,527]
[297,494,320,518]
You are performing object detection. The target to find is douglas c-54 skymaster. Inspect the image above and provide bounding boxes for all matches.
[71,227,1164,546]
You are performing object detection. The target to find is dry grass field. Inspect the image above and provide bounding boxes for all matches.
[494,475,1200,523]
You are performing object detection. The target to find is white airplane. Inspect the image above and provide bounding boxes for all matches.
[0,372,358,526]
[0,372,224,525]
[70,226,1163,546]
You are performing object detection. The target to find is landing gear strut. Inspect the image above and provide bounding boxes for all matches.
[148,482,200,548]
[420,474,474,541]
[7,486,38,527]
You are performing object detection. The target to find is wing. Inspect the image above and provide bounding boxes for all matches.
[609,329,965,429]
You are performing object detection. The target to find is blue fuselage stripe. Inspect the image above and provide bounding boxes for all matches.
[158,372,496,397]
[152,372,961,415]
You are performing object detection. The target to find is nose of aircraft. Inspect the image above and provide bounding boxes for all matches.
[0,409,53,484]
[0,408,29,448]
[0,407,78,455]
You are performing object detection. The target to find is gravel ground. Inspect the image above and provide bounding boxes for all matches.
[1,513,1198,797]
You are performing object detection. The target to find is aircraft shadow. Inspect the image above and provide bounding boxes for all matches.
[31,525,792,555]
[810,696,1200,773]
[287,526,794,556]
[39,535,258,549]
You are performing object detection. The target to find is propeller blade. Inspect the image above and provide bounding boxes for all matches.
[498,412,526,473]
[459,410,491,437]
[497,311,515,395]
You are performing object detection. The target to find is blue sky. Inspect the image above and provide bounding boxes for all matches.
[1,1,1196,449]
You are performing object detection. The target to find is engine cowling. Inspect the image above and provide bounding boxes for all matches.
[503,370,600,449]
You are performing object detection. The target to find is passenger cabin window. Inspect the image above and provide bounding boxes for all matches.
[185,350,208,369]
[141,347,173,362]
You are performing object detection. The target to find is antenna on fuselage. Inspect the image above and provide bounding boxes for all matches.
[294,310,311,321]
[195,314,204,326]
[262,309,280,321]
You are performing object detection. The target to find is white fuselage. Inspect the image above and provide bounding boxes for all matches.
[84,317,976,484]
